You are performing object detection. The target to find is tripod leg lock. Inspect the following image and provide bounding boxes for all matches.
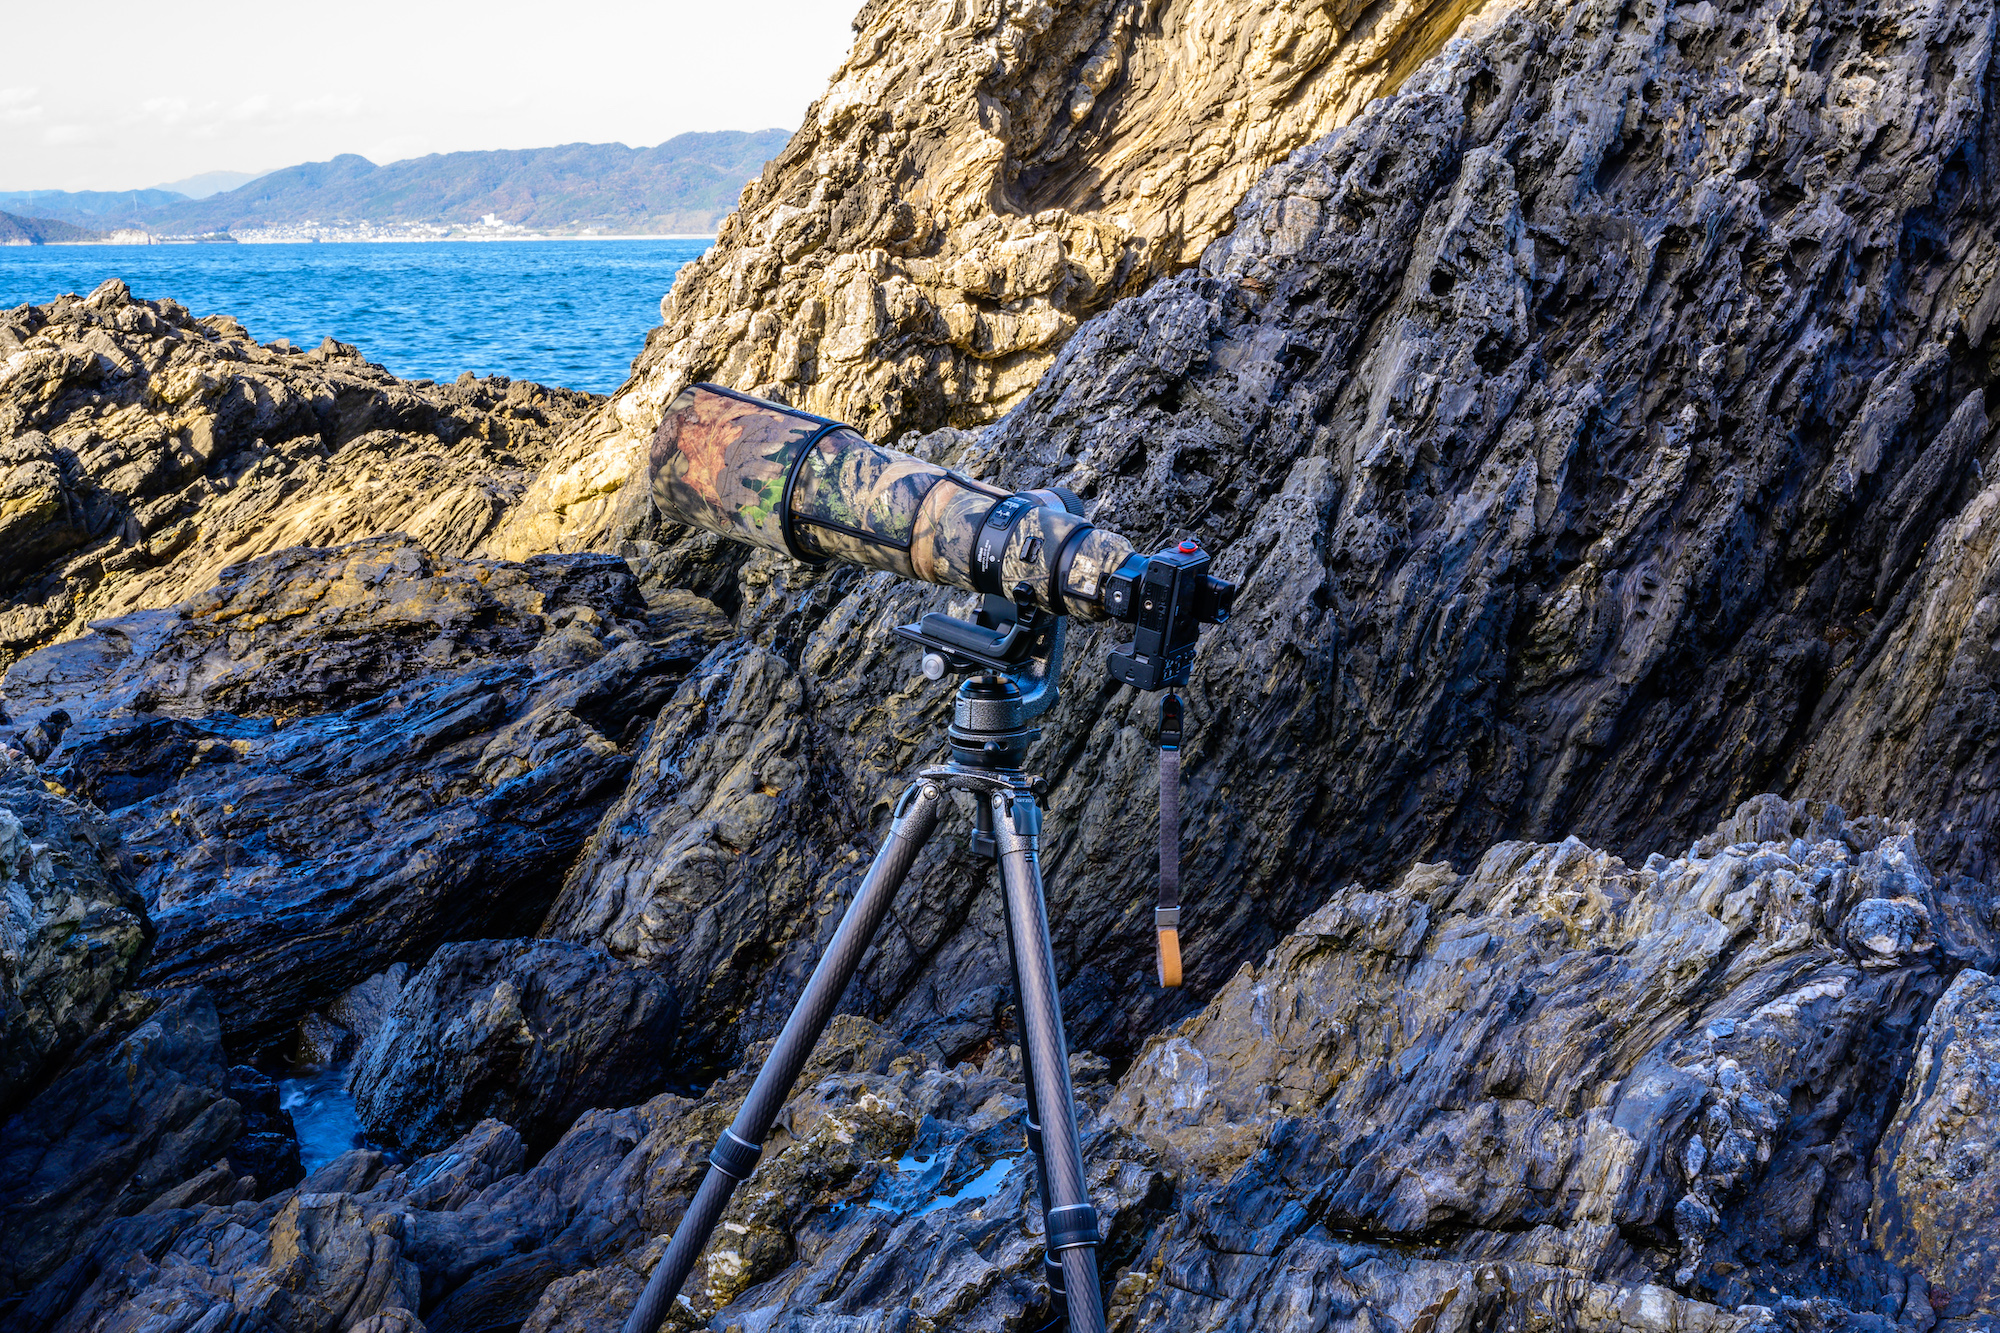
[708,1128,764,1181]
[1010,796,1042,838]
[1045,1202,1101,1252]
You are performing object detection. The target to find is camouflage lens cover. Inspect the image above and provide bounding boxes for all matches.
[647,384,1130,621]
[649,384,829,555]
[790,429,953,580]
[911,474,1009,591]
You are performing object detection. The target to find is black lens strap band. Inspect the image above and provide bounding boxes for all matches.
[777,421,845,566]
[793,512,915,553]
[1050,521,1095,614]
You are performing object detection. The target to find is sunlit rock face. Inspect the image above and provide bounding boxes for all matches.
[483,0,1493,560]
[0,280,600,673]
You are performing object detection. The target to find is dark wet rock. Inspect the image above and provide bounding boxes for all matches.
[1873,969,2000,1324]
[0,278,601,671]
[5,707,66,764]
[227,1064,305,1196]
[0,988,242,1296]
[7,1016,983,1333]
[291,964,410,1066]
[1,535,730,1048]
[521,806,1991,1332]
[330,963,409,1046]
[0,750,147,1113]
[349,938,679,1155]
[294,1012,356,1066]
[540,639,877,1072]
[21,792,1977,1333]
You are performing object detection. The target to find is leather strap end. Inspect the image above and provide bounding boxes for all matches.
[1157,927,1183,988]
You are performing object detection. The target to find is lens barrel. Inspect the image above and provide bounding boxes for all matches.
[650,384,1137,621]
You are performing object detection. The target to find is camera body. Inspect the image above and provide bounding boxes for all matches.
[1105,541,1236,691]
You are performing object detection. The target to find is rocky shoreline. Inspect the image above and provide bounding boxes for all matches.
[7,0,2000,1329]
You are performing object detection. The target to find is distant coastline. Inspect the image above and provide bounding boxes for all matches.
[3,132,785,244]
[1,232,722,247]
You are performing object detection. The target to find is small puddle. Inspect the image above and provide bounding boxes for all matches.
[278,1065,367,1175]
[867,1150,1018,1218]
[917,1156,1015,1216]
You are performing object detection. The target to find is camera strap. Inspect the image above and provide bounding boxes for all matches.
[1156,692,1183,988]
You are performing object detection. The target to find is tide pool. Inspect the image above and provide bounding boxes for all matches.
[0,238,712,395]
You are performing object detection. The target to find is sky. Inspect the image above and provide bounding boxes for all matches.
[0,0,858,193]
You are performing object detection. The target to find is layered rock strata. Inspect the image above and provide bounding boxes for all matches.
[484,0,1495,560]
[0,279,599,670]
[3,535,730,1046]
[26,803,1989,1331]
[1873,968,2000,1325]
[349,938,679,1155]
[0,756,291,1304]
[0,752,147,1109]
[540,0,2000,1075]
[0,988,248,1297]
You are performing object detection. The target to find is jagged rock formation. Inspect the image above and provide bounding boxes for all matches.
[32,804,1984,1332]
[529,0,2000,1082]
[8,1018,1010,1333]
[0,279,600,671]
[0,988,248,1297]
[547,801,1999,1330]
[2,535,730,1046]
[0,757,295,1303]
[9,0,2000,1326]
[1873,968,2000,1325]
[0,752,147,1109]
[483,0,1493,561]
[349,938,678,1155]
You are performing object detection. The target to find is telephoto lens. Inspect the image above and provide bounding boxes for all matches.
[650,383,1235,686]
[650,383,1138,619]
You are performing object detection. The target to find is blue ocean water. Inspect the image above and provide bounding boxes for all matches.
[0,239,712,395]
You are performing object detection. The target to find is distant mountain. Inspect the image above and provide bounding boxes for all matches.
[0,190,188,230]
[0,132,789,239]
[149,169,267,200]
[0,211,106,245]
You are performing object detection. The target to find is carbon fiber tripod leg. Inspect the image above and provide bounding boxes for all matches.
[988,801,1069,1318]
[619,780,948,1333]
[990,790,1107,1333]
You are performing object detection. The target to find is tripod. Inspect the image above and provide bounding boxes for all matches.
[620,598,1108,1333]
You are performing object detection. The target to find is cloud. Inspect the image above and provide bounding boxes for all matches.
[138,97,196,126]
[289,94,366,119]
[0,88,44,126]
